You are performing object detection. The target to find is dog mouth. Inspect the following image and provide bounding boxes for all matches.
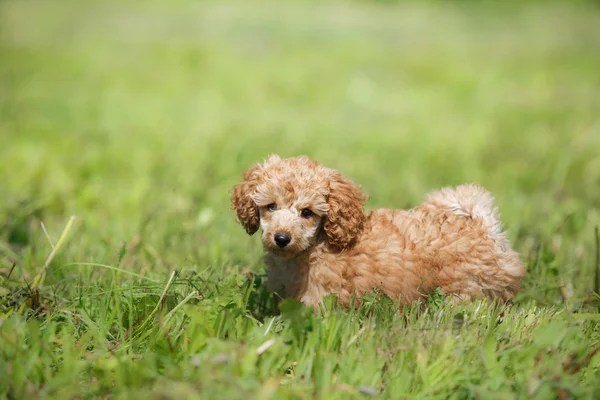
[267,241,293,252]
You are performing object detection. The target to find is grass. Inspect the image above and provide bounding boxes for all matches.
[1,0,600,398]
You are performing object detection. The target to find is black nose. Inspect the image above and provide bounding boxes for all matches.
[274,233,291,248]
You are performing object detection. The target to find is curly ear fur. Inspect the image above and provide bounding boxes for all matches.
[231,163,264,235]
[324,170,368,249]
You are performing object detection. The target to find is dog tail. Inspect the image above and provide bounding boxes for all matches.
[426,183,503,238]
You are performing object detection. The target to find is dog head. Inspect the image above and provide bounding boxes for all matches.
[231,154,368,257]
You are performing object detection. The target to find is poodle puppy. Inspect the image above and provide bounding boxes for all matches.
[231,154,525,309]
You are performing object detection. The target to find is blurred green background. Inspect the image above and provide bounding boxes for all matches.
[1,0,600,397]
[2,0,599,293]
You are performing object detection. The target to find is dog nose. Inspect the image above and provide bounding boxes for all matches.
[274,233,291,248]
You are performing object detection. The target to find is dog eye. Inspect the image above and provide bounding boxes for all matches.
[267,203,277,211]
[301,209,313,218]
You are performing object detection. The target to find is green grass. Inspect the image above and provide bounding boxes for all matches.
[1,0,600,398]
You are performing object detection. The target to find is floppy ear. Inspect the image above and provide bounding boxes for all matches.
[324,170,368,249]
[231,163,264,235]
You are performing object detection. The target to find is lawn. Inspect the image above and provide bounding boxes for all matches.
[1,0,600,398]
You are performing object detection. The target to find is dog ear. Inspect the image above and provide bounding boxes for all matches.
[324,170,368,249]
[231,163,264,235]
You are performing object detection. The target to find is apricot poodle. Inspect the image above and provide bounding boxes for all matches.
[231,154,525,309]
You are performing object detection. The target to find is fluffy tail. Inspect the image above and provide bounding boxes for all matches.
[426,183,505,240]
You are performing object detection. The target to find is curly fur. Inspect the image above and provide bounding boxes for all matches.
[231,155,526,309]
[323,170,369,249]
[231,162,264,234]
